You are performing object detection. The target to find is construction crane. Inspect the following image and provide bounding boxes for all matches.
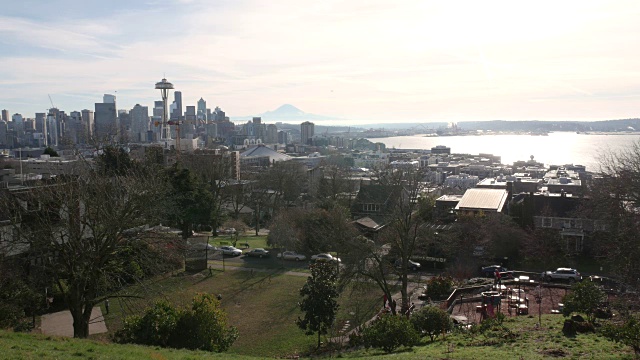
[48,94,56,109]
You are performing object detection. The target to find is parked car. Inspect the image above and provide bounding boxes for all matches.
[394,259,421,271]
[542,268,582,282]
[245,248,269,258]
[480,265,514,279]
[311,253,341,263]
[481,265,506,277]
[277,251,306,261]
[219,246,242,256]
[188,242,215,251]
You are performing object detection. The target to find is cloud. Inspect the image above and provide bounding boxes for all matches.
[2,0,640,121]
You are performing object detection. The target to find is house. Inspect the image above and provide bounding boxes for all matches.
[515,192,597,253]
[350,184,406,223]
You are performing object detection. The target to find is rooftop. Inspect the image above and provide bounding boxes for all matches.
[455,188,509,212]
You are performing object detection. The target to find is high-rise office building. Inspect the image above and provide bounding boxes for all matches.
[300,121,314,145]
[103,94,116,104]
[35,112,48,147]
[12,113,24,134]
[1,110,9,122]
[152,100,163,137]
[68,111,83,144]
[81,109,94,142]
[95,101,118,140]
[171,91,182,120]
[130,104,149,142]
[197,98,206,122]
[0,120,7,146]
[184,105,196,137]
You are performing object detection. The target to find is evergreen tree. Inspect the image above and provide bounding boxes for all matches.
[296,262,339,348]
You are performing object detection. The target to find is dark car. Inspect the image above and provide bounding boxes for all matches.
[481,265,515,280]
[245,248,270,258]
[481,265,507,277]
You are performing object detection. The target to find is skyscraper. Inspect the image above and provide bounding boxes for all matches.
[103,94,116,104]
[171,91,182,120]
[197,98,206,122]
[184,106,196,137]
[1,110,9,122]
[95,100,118,141]
[0,120,7,147]
[130,104,149,142]
[300,121,314,145]
[81,109,94,142]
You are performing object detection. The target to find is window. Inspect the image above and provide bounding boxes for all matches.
[542,217,552,228]
[362,203,380,212]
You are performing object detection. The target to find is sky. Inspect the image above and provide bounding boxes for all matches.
[1,0,640,123]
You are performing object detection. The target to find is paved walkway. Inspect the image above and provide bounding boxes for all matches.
[40,307,108,337]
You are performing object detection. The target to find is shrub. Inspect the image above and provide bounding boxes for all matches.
[112,300,180,346]
[362,314,419,353]
[113,294,238,352]
[601,315,640,356]
[411,306,452,341]
[169,293,238,352]
[426,275,454,300]
[562,281,606,323]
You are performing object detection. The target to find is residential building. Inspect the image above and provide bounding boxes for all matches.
[278,130,289,145]
[455,188,510,214]
[266,124,278,144]
[300,121,314,145]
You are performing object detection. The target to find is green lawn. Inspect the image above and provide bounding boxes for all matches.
[5,280,637,359]
[0,330,252,360]
[97,268,383,358]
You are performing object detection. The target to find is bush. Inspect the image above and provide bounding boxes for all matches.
[562,281,606,323]
[112,300,180,346]
[113,294,238,352]
[426,275,454,300]
[601,315,640,356]
[411,306,452,341]
[169,293,238,352]
[362,314,419,353]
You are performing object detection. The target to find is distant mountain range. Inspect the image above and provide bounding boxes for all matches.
[231,104,339,122]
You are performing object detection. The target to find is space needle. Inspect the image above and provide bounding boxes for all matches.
[155,78,174,142]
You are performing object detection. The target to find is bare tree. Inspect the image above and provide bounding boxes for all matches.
[1,162,172,338]
[586,141,640,288]
[341,167,432,314]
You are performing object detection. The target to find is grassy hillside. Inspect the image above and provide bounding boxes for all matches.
[4,314,634,359]
[0,330,251,360]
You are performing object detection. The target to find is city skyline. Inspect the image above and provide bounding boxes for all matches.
[1,1,640,122]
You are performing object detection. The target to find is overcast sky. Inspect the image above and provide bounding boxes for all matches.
[1,0,640,122]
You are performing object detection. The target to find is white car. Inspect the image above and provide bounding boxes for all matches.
[277,251,307,261]
[188,242,215,251]
[311,253,341,263]
[219,246,242,256]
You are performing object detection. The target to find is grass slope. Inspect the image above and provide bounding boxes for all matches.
[0,330,251,360]
[341,314,634,359]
